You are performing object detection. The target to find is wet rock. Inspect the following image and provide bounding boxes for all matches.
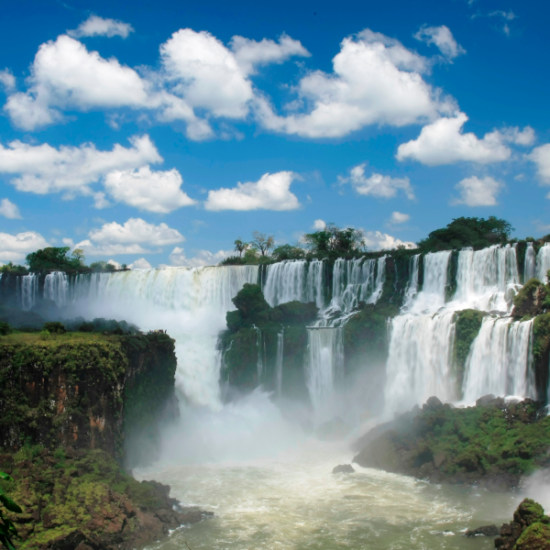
[465,525,499,537]
[332,464,355,474]
[433,452,447,469]
[495,498,550,550]
[424,396,443,409]
[476,394,497,407]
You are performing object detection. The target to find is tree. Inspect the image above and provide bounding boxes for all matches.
[417,217,514,252]
[71,248,85,265]
[0,472,22,550]
[26,247,85,273]
[234,238,249,258]
[272,244,305,262]
[251,231,275,257]
[303,224,366,256]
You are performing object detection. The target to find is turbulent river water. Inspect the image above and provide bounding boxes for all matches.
[10,245,550,549]
[137,435,540,550]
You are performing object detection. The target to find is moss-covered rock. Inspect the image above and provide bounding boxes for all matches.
[512,279,549,318]
[0,448,210,550]
[533,313,550,403]
[495,498,550,550]
[353,397,550,490]
[220,285,317,397]
[0,331,177,462]
[453,309,486,390]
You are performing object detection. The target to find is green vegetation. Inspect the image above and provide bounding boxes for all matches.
[303,224,366,257]
[0,472,22,550]
[417,216,514,252]
[453,309,486,390]
[26,247,86,274]
[0,331,176,461]
[0,263,28,276]
[354,399,550,489]
[221,284,317,395]
[0,448,181,549]
[495,498,550,550]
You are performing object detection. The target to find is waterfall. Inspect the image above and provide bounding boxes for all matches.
[453,245,519,311]
[385,245,526,413]
[255,327,265,384]
[68,265,259,408]
[329,256,386,314]
[306,327,344,419]
[304,260,325,308]
[20,273,39,311]
[524,243,536,282]
[275,331,284,396]
[462,317,535,403]
[44,271,69,307]
[263,261,307,306]
[536,243,550,283]
[402,254,420,310]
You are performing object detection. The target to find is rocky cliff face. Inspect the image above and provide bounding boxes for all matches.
[0,331,177,462]
[353,396,550,491]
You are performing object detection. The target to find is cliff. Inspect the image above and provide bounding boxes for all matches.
[0,331,177,464]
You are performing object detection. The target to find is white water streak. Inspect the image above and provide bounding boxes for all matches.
[536,243,550,283]
[462,316,535,403]
[524,243,536,282]
[44,271,69,307]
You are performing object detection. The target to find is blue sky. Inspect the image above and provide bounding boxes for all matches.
[0,0,549,268]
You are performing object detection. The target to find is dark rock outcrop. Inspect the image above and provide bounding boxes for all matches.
[495,499,550,549]
[465,525,499,537]
[332,464,355,474]
[352,397,550,490]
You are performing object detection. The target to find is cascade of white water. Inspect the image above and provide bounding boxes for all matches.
[263,261,307,306]
[306,327,344,418]
[524,243,536,282]
[453,245,519,312]
[68,265,259,408]
[20,273,39,311]
[44,271,69,307]
[536,243,550,283]
[329,256,386,314]
[401,254,420,311]
[304,260,325,308]
[275,331,284,396]
[462,317,535,403]
[255,326,265,383]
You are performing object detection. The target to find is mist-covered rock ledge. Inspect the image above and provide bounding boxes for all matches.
[352,395,550,491]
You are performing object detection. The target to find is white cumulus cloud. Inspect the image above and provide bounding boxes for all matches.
[104,166,196,213]
[0,69,15,92]
[75,218,184,256]
[364,230,417,251]
[389,211,410,224]
[205,171,300,211]
[0,198,22,219]
[529,144,550,184]
[339,164,415,199]
[312,219,326,230]
[0,231,49,263]
[256,28,455,138]
[451,176,504,206]
[0,134,161,195]
[160,29,308,121]
[129,257,152,269]
[168,246,233,268]
[414,25,465,60]
[396,112,514,165]
[68,15,134,39]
